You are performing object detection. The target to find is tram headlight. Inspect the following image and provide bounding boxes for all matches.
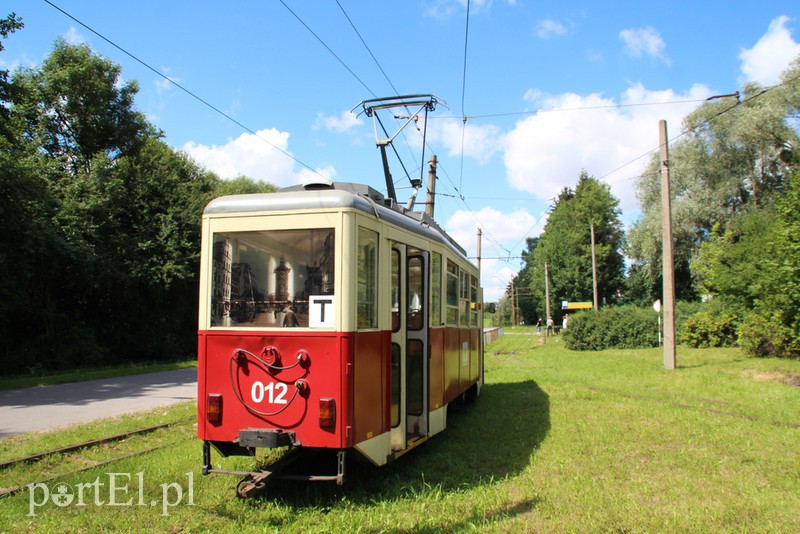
[207,393,223,425]
[319,398,336,428]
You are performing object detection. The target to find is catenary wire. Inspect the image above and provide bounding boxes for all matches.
[278,0,377,99]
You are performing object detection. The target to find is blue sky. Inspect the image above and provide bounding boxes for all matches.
[4,1,800,301]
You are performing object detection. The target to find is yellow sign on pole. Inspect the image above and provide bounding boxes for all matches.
[562,301,593,310]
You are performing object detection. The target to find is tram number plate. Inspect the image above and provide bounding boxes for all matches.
[250,381,289,404]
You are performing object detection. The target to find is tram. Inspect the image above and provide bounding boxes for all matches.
[196,181,484,495]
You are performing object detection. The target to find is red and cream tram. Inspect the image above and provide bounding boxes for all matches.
[197,181,483,495]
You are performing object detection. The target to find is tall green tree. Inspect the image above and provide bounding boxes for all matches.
[628,56,800,300]
[11,38,151,174]
[0,12,23,135]
[525,172,626,319]
[515,237,540,324]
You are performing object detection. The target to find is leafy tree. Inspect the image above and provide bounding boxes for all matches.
[0,12,23,134]
[628,56,800,299]
[525,172,626,319]
[210,175,278,196]
[691,209,774,314]
[742,169,800,357]
[11,38,151,174]
[515,237,540,324]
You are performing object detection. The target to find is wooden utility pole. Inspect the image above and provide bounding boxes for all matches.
[510,280,517,326]
[476,228,482,272]
[591,223,599,311]
[660,120,677,370]
[425,155,437,218]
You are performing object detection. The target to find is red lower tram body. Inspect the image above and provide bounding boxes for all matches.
[197,326,481,488]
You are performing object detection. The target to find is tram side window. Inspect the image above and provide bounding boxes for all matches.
[470,274,479,326]
[391,249,401,332]
[430,252,442,326]
[210,229,334,328]
[446,260,459,325]
[408,256,424,331]
[357,228,378,329]
[459,269,469,327]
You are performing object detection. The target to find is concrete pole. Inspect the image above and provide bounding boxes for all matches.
[660,120,677,370]
[544,262,551,337]
[591,223,599,311]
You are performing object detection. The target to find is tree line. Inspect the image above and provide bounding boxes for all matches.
[501,55,800,357]
[0,15,275,375]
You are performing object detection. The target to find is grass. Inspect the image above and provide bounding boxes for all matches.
[1,333,799,532]
[0,359,197,391]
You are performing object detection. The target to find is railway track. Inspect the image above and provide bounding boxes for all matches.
[0,420,191,498]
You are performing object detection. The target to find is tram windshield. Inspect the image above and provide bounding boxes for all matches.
[210,229,335,328]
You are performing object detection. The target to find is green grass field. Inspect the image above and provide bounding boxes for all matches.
[1,333,799,532]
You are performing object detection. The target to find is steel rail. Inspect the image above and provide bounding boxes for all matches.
[0,421,177,471]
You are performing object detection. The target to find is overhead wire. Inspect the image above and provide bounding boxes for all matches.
[443,97,712,121]
[277,0,377,99]
[458,0,472,194]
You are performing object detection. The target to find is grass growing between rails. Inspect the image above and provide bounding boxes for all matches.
[1,337,799,531]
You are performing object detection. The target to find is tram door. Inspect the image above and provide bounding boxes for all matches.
[390,244,429,452]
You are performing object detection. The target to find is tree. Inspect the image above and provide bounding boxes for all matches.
[525,172,626,319]
[515,237,540,324]
[0,12,23,136]
[627,56,800,300]
[11,38,151,174]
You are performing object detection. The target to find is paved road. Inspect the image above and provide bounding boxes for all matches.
[0,368,197,438]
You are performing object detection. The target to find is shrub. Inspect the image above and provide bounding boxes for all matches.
[563,306,659,351]
[680,311,739,348]
[737,312,797,358]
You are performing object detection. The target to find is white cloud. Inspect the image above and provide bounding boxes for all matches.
[314,110,362,133]
[619,26,670,65]
[183,128,325,187]
[740,15,800,86]
[504,83,713,217]
[154,72,179,94]
[298,164,336,185]
[424,0,513,19]
[65,27,86,45]
[536,19,568,39]
[430,119,503,164]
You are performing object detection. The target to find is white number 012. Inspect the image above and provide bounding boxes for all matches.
[250,381,289,404]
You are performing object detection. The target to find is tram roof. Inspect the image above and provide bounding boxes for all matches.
[204,182,472,264]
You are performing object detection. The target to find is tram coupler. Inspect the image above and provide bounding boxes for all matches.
[236,473,270,499]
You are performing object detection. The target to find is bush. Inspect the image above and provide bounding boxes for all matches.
[680,311,739,348]
[737,312,798,358]
[675,300,704,341]
[563,306,659,351]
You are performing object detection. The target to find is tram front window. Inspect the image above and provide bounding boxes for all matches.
[210,229,335,328]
